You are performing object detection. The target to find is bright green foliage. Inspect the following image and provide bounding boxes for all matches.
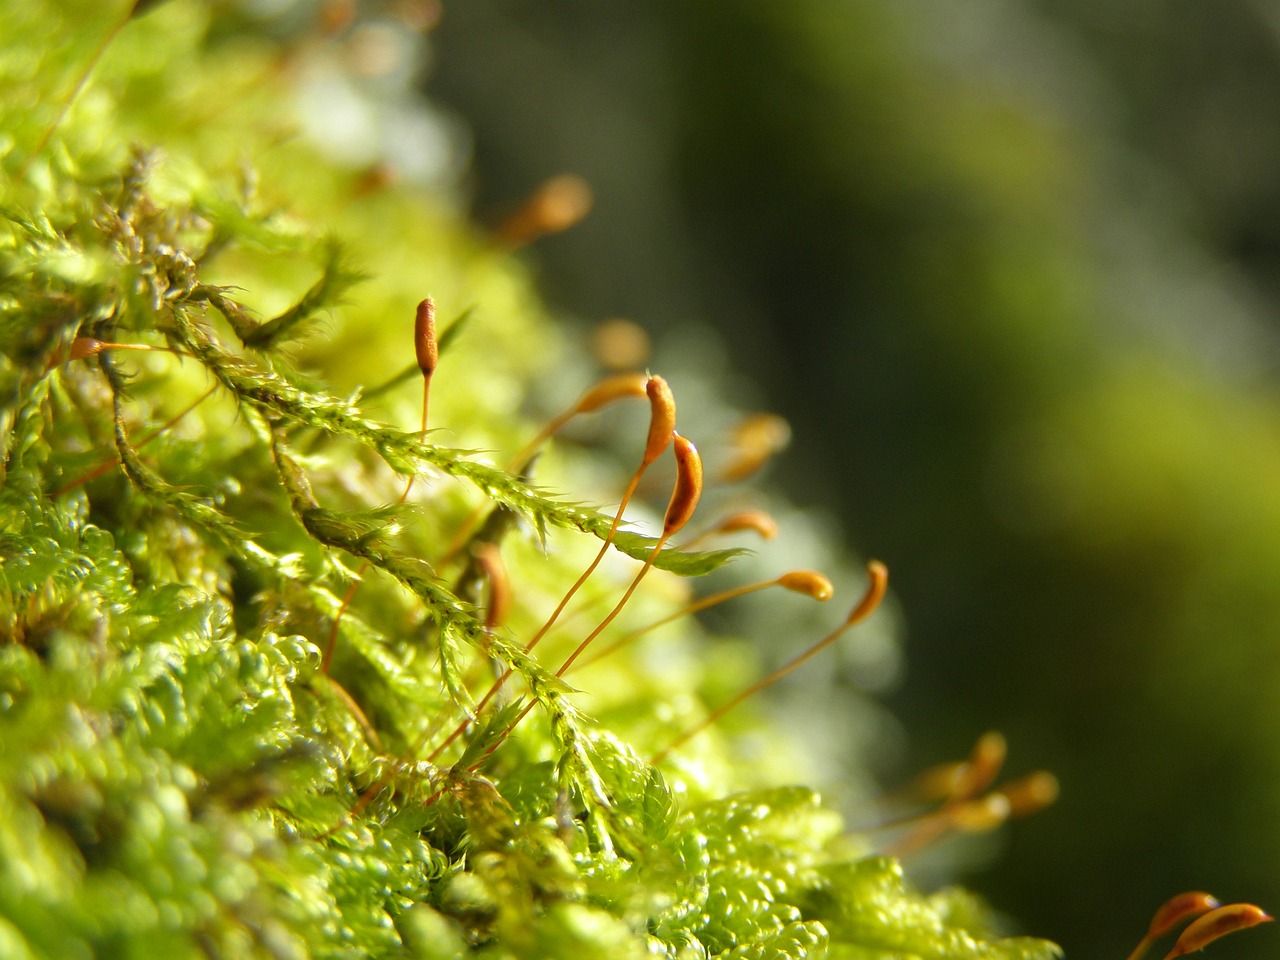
[0,2,1061,958]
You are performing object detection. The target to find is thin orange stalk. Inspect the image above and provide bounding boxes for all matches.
[650,559,888,765]
[568,569,832,674]
[52,384,217,497]
[508,371,649,474]
[440,372,648,565]
[1161,904,1272,960]
[556,432,702,678]
[495,375,674,660]
[681,508,779,550]
[323,299,436,674]
[872,730,1009,847]
[1125,893,1221,960]
[457,435,703,773]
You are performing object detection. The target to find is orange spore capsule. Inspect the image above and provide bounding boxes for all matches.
[663,433,703,536]
[69,337,107,360]
[1162,904,1272,960]
[721,412,791,483]
[777,570,834,601]
[590,317,651,370]
[1145,893,1221,943]
[496,174,594,247]
[64,338,163,363]
[997,771,1060,818]
[913,760,969,802]
[950,731,1007,802]
[949,793,1011,833]
[643,375,677,466]
[845,559,889,626]
[414,297,438,377]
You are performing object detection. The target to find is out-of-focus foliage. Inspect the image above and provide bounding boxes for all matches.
[0,2,1063,958]
[425,2,1280,957]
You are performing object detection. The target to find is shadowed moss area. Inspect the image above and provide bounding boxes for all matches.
[0,2,1071,958]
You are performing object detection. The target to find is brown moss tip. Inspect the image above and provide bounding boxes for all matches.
[949,793,1011,834]
[845,559,888,626]
[497,174,594,247]
[951,731,1007,801]
[720,412,791,483]
[1146,893,1221,943]
[663,432,703,537]
[528,174,593,232]
[1162,904,1272,960]
[63,338,166,363]
[996,770,1060,818]
[414,297,438,377]
[642,374,677,466]
[590,318,652,370]
[777,570,835,601]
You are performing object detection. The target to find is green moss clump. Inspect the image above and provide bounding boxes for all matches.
[0,3,1061,958]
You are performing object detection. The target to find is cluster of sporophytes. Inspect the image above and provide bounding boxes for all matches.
[0,2,1269,958]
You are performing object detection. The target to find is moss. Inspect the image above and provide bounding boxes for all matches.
[0,2,1065,958]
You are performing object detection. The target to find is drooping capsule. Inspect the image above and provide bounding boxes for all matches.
[1162,903,1272,960]
[777,570,835,601]
[643,375,677,467]
[663,433,703,537]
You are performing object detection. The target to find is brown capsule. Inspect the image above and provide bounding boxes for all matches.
[415,297,438,377]
[496,174,594,247]
[777,570,835,601]
[1163,904,1272,960]
[950,731,1008,801]
[949,793,1011,833]
[58,338,171,369]
[913,760,969,803]
[997,771,1060,819]
[67,338,164,361]
[720,412,791,483]
[590,317,651,370]
[574,372,649,415]
[1146,893,1221,942]
[527,174,592,233]
[663,433,703,537]
[68,337,107,360]
[713,509,780,541]
[352,163,400,198]
[844,559,888,626]
[642,375,677,466]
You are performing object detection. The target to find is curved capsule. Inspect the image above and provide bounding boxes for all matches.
[663,433,703,536]
[642,375,677,466]
[1163,903,1272,960]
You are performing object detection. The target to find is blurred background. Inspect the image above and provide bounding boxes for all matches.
[413,2,1280,957]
